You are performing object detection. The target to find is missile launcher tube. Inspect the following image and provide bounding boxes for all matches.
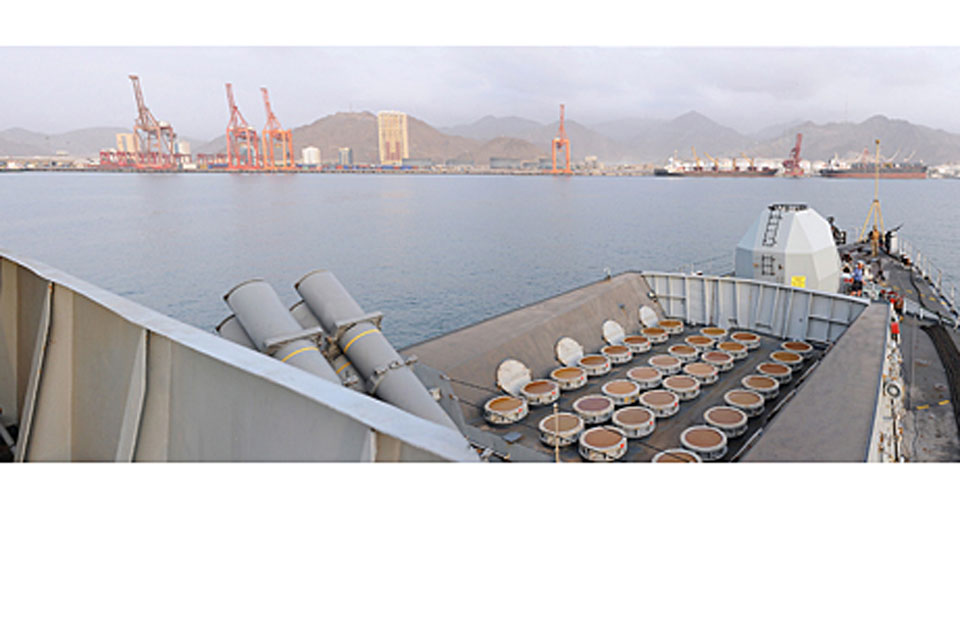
[296,270,457,429]
[224,279,341,384]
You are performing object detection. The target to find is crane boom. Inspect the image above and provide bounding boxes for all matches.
[260,87,294,170]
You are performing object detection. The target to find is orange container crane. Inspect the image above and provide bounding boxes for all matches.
[782,133,803,177]
[260,87,294,171]
[551,104,572,175]
[225,83,261,171]
[127,75,178,170]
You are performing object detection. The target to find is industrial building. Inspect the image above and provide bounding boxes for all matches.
[490,157,523,170]
[115,133,136,153]
[377,111,409,166]
[302,146,321,167]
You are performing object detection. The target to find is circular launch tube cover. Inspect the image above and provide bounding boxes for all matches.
[573,394,615,424]
[579,426,628,462]
[641,326,669,344]
[538,412,584,447]
[703,406,748,438]
[579,354,612,377]
[741,374,779,399]
[770,350,804,371]
[648,354,682,375]
[781,340,814,359]
[601,343,633,365]
[685,335,715,352]
[757,361,792,383]
[639,305,659,328]
[702,350,734,371]
[725,388,764,417]
[602,319,627,345]
[668,344,698,363]
[550,366,588,391]
[627,365,662,389]
[602,379,641,406]
[484,395,529,425]
[521,379,561,406]
[639,389,680,418]
[659,318,685,334]
[663,374,701,401]
[730,331,761,350]
[652,448,701,463]
[717,341,748,360]
[680,425,728,461]
[555,336,584,366]
[623,335,652,354]
[701,327,728,341]
[683,362,718,385]
[612,406,655,439]
[496,358,532,396]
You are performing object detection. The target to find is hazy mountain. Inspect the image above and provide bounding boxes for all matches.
[0,126,206,157]
[0,135,47,157]
[278,111,484,165]
[448,136,543,165]
[439,115,543,141]
[0,127,124,157]
[628,111,755,163]
[750,119,806,142]
[750,115,960,165]
[590,117,664,144]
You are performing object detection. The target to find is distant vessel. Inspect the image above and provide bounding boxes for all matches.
[655,151,778,177]
[821,162,928,179]
[654,166,778,177]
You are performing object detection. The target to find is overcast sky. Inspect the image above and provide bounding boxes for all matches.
[5,19,960,141]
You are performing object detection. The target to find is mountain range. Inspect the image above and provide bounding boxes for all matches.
[6,112,960,166]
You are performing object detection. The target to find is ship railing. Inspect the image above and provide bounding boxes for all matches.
[0,251,478,462]
[641,271,870,343]
[897,236,960,321]
[674,252,734,278]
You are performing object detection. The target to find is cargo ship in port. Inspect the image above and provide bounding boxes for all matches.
[654,165,778,177]
[820,161,928,179]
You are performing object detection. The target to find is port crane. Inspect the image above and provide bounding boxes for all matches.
[702,150,720,171]
[782,133,803,177]
[260,87,294,171]
[225,83,261,171]
[691,146,702,171]
[550,104,572,175]
[126,75,178,170]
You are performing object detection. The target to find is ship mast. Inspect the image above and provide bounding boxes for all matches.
[858,139,885,243]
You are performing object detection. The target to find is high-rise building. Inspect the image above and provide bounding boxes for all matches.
[377,111,408,166]
[302,146,321,166]
[116,133,136,153]
[338,147,354,167]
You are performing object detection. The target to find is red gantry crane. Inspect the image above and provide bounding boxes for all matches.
[225,83,261,171]
[782,133,803,177]
[109,75,179,170]
[260,87,294,171]
[551,104,572,175]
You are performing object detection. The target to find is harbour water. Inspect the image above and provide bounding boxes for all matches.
[2,172,958,347]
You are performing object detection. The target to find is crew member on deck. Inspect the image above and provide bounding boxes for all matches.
[870,225,880,257]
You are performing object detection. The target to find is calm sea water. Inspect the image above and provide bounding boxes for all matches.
[2,172,959,347]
